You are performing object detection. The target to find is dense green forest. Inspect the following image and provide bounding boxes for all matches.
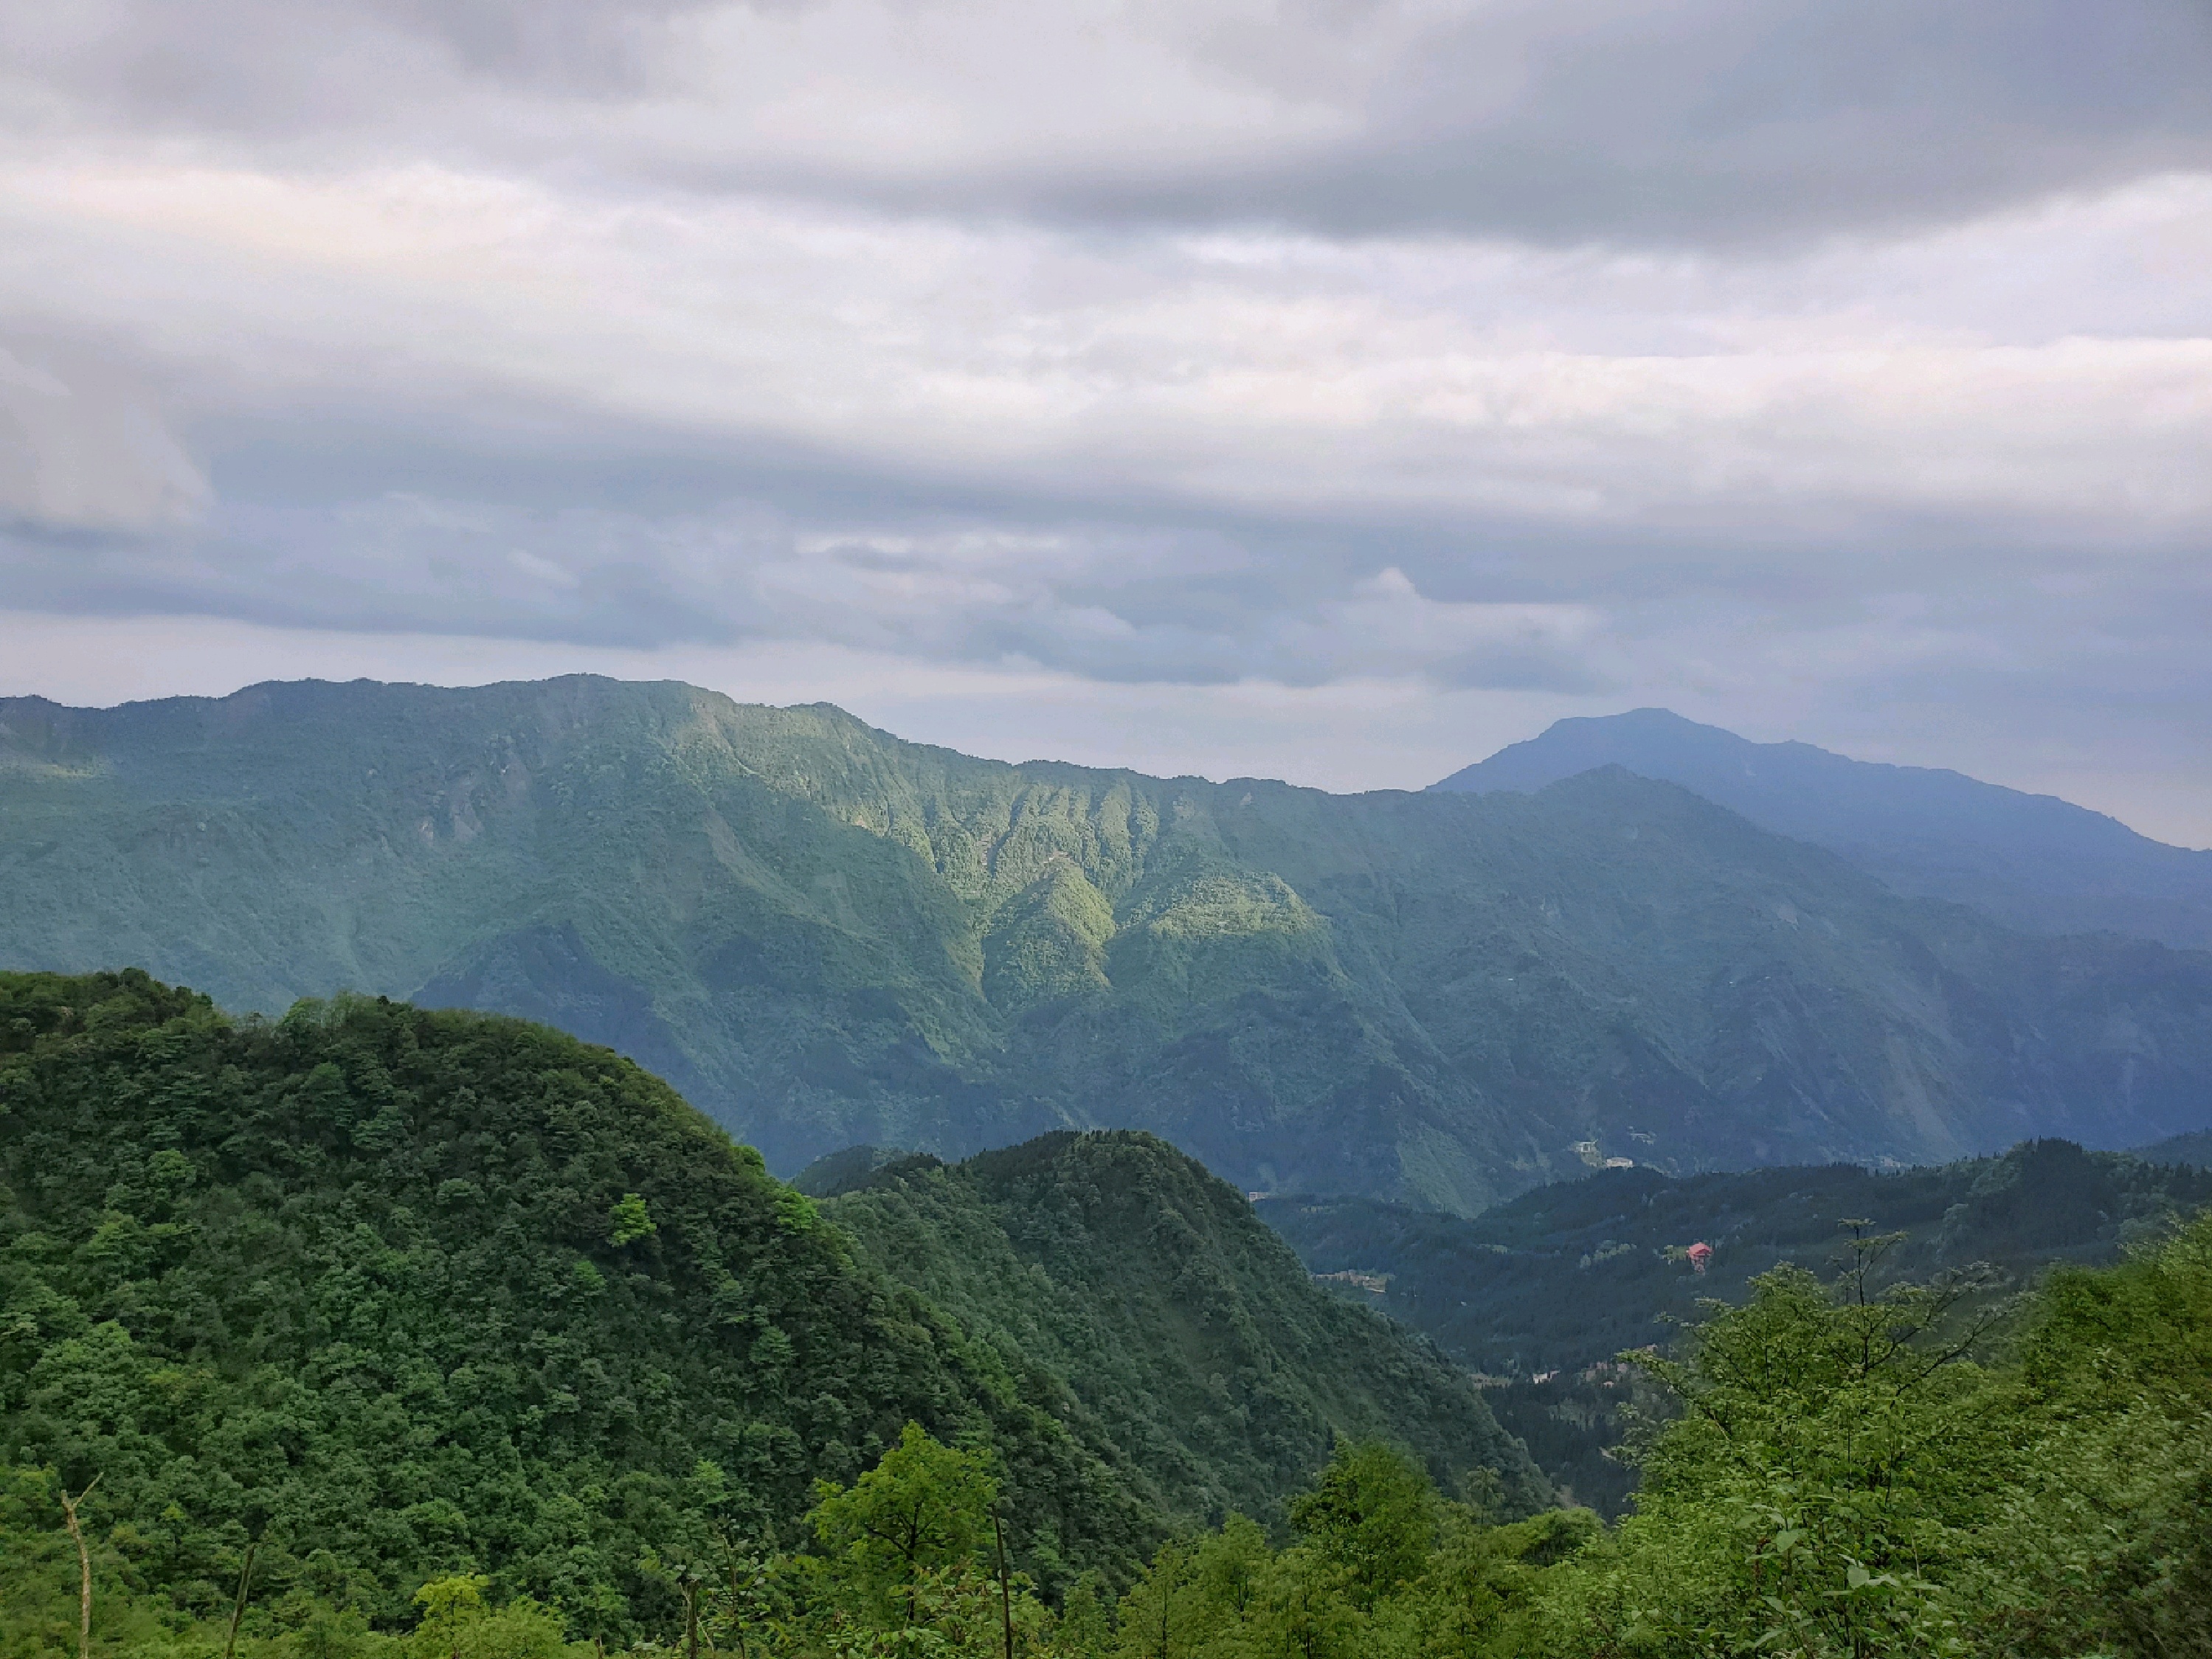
[1051,1207,2212,1658]
[0,971,1535,1655]
[1264,1137,2212,1512]
[13,1066,2207,1655]
[7,676,2212,1212]
[1265,1137,2212,1374]
[807,1135,1546,1528]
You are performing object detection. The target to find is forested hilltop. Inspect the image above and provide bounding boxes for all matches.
[6,971,2208,1655]
[806,1134,1546,1528]
[7,676,2212,1212]
[0,971,1535,1654]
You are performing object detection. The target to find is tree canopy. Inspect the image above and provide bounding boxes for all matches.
[0,970,1538,1655]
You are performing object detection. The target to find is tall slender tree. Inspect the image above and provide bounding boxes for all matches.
[56,1474,100,1659]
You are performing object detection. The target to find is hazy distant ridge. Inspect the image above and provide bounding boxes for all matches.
[1434,707,2212,952]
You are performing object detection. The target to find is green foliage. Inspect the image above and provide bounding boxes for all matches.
[2,965,2205,1655]
[1285,1443,1437,1611]
[1265,1137,2212,1511]
[1959,1211,2212,1655]
[646,1425,1057,1658]
[408,1576,570,1659]
[1552,1233,2004,1655]
[1061,1209,2212,1659]
[0,971,1148,1646]
[606,1192,656,1245]
[0,971,1535,1654]
[0,1426,1053,1658]
[7,676,2209,1213]
[1049,1573,1115,1659]
[1524,1211,2212,1657]
[815,1134,1549,1532]
[808,1424,1000,1629]
[1046,1443,1585,1659]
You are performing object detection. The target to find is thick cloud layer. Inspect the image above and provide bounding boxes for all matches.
[10,0,2211,241]
[0,1,2208,841]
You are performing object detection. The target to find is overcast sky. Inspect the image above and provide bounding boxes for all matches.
[2,0,2209,842]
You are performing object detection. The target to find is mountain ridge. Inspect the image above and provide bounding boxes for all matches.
[811,1129,1550,1527]
[1433,707,2212,950]
[7,676,2212,1212]
[0,969,1543,1636]
[0,968,1149,1636]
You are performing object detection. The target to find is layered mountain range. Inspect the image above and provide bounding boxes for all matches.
[1264,1134,2212,1512]
[1267,1135,2212,1380]
[4,676,2210,1213]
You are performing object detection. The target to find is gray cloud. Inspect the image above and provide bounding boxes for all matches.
[1,1,2210,839]
[1175,0,2212,243]
[7,0,2208,244]
[0,0,699,132]
[0,476,1624,694]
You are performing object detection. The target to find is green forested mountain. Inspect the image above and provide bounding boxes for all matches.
[1265,1136,2212,1377]
[0,970,1137,1641]
[807,1133,1547,1528]
[0,971,1533,1649]
[6,676,2212,1212]
[1075,1211,2212,1658]
[1265,1137,2212,1512]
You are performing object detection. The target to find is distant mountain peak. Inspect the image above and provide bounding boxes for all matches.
[1435,710,2212,950]
[1439,709,1971,795]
